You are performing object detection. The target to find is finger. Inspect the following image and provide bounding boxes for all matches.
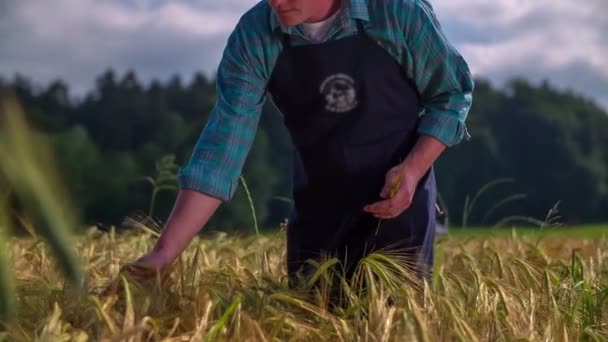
[124,270,148,283]
[366,195,414,217]
[370,202,410,219]
[126,264,154,274]
[364,198,398,215]
[374,213,399,219]
[122,263,158,279]
[369,188,410,211]
[364,199,389,213]
[122,266,150,280]
[375,204,404,218]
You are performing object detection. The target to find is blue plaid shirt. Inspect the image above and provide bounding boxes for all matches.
[179,0,474,201]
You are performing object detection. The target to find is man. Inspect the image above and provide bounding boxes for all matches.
[127,0,473,286]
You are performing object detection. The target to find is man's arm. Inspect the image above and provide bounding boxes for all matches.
[400,135,446,185]
[125,190,221,279]
[126,14,269,277]
[409,0,474,147]
[148,190,222,259]
[364,0,473,218]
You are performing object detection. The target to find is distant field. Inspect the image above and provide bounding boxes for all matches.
[445,224,608,239]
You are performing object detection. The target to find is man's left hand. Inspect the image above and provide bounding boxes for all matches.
[363,135,446,219]
[363,163,420,219]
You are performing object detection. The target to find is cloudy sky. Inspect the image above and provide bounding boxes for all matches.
[1,0,606,110]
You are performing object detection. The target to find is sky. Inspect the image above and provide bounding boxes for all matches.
[1,0,606,110]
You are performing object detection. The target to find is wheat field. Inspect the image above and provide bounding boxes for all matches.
[1,96,607,341]
[1,224,606,342]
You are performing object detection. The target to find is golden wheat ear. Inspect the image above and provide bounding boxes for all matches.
[389,164,405,197]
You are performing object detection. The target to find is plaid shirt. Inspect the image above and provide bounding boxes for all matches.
[179,0,475,201]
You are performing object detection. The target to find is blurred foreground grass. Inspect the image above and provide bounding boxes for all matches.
[1,227,606,341]
[0,92,83,323]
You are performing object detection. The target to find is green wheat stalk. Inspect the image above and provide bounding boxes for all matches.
[0,94,84,295]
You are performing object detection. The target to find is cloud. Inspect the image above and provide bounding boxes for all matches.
[432,0,608,108]
[0,0,606,109]
[0,0,249,94]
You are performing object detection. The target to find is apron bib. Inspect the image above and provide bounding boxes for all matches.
[267,20,437,285]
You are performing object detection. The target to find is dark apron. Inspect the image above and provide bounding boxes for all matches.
[267,20,437,286]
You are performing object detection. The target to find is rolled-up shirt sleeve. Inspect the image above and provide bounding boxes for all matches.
[405,0,474,147]
[178,21,267,201]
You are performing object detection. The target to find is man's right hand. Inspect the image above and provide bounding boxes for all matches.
[123,250,176,281]
[121,189,223,282]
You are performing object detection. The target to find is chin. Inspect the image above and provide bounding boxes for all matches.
[277,13,304,27]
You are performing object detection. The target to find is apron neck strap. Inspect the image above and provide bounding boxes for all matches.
[356,19,366,36]
[282,33,292,49]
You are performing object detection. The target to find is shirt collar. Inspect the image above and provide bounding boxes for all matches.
[269,0,370,35]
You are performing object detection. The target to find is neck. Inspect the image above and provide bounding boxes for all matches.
[306,0,341,23]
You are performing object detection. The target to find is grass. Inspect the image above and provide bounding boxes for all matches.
[446,225,608,239]
[0,225,606,341]
[0,93,84,323]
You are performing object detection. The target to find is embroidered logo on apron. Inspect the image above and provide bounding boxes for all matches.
[319,74,358,113]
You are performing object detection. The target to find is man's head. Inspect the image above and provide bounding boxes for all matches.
[267,0,341,26]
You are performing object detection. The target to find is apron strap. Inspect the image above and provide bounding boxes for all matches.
[356,19,366,36]
[282,33,292,49]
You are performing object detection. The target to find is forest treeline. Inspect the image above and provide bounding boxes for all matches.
[1,70,607,231]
